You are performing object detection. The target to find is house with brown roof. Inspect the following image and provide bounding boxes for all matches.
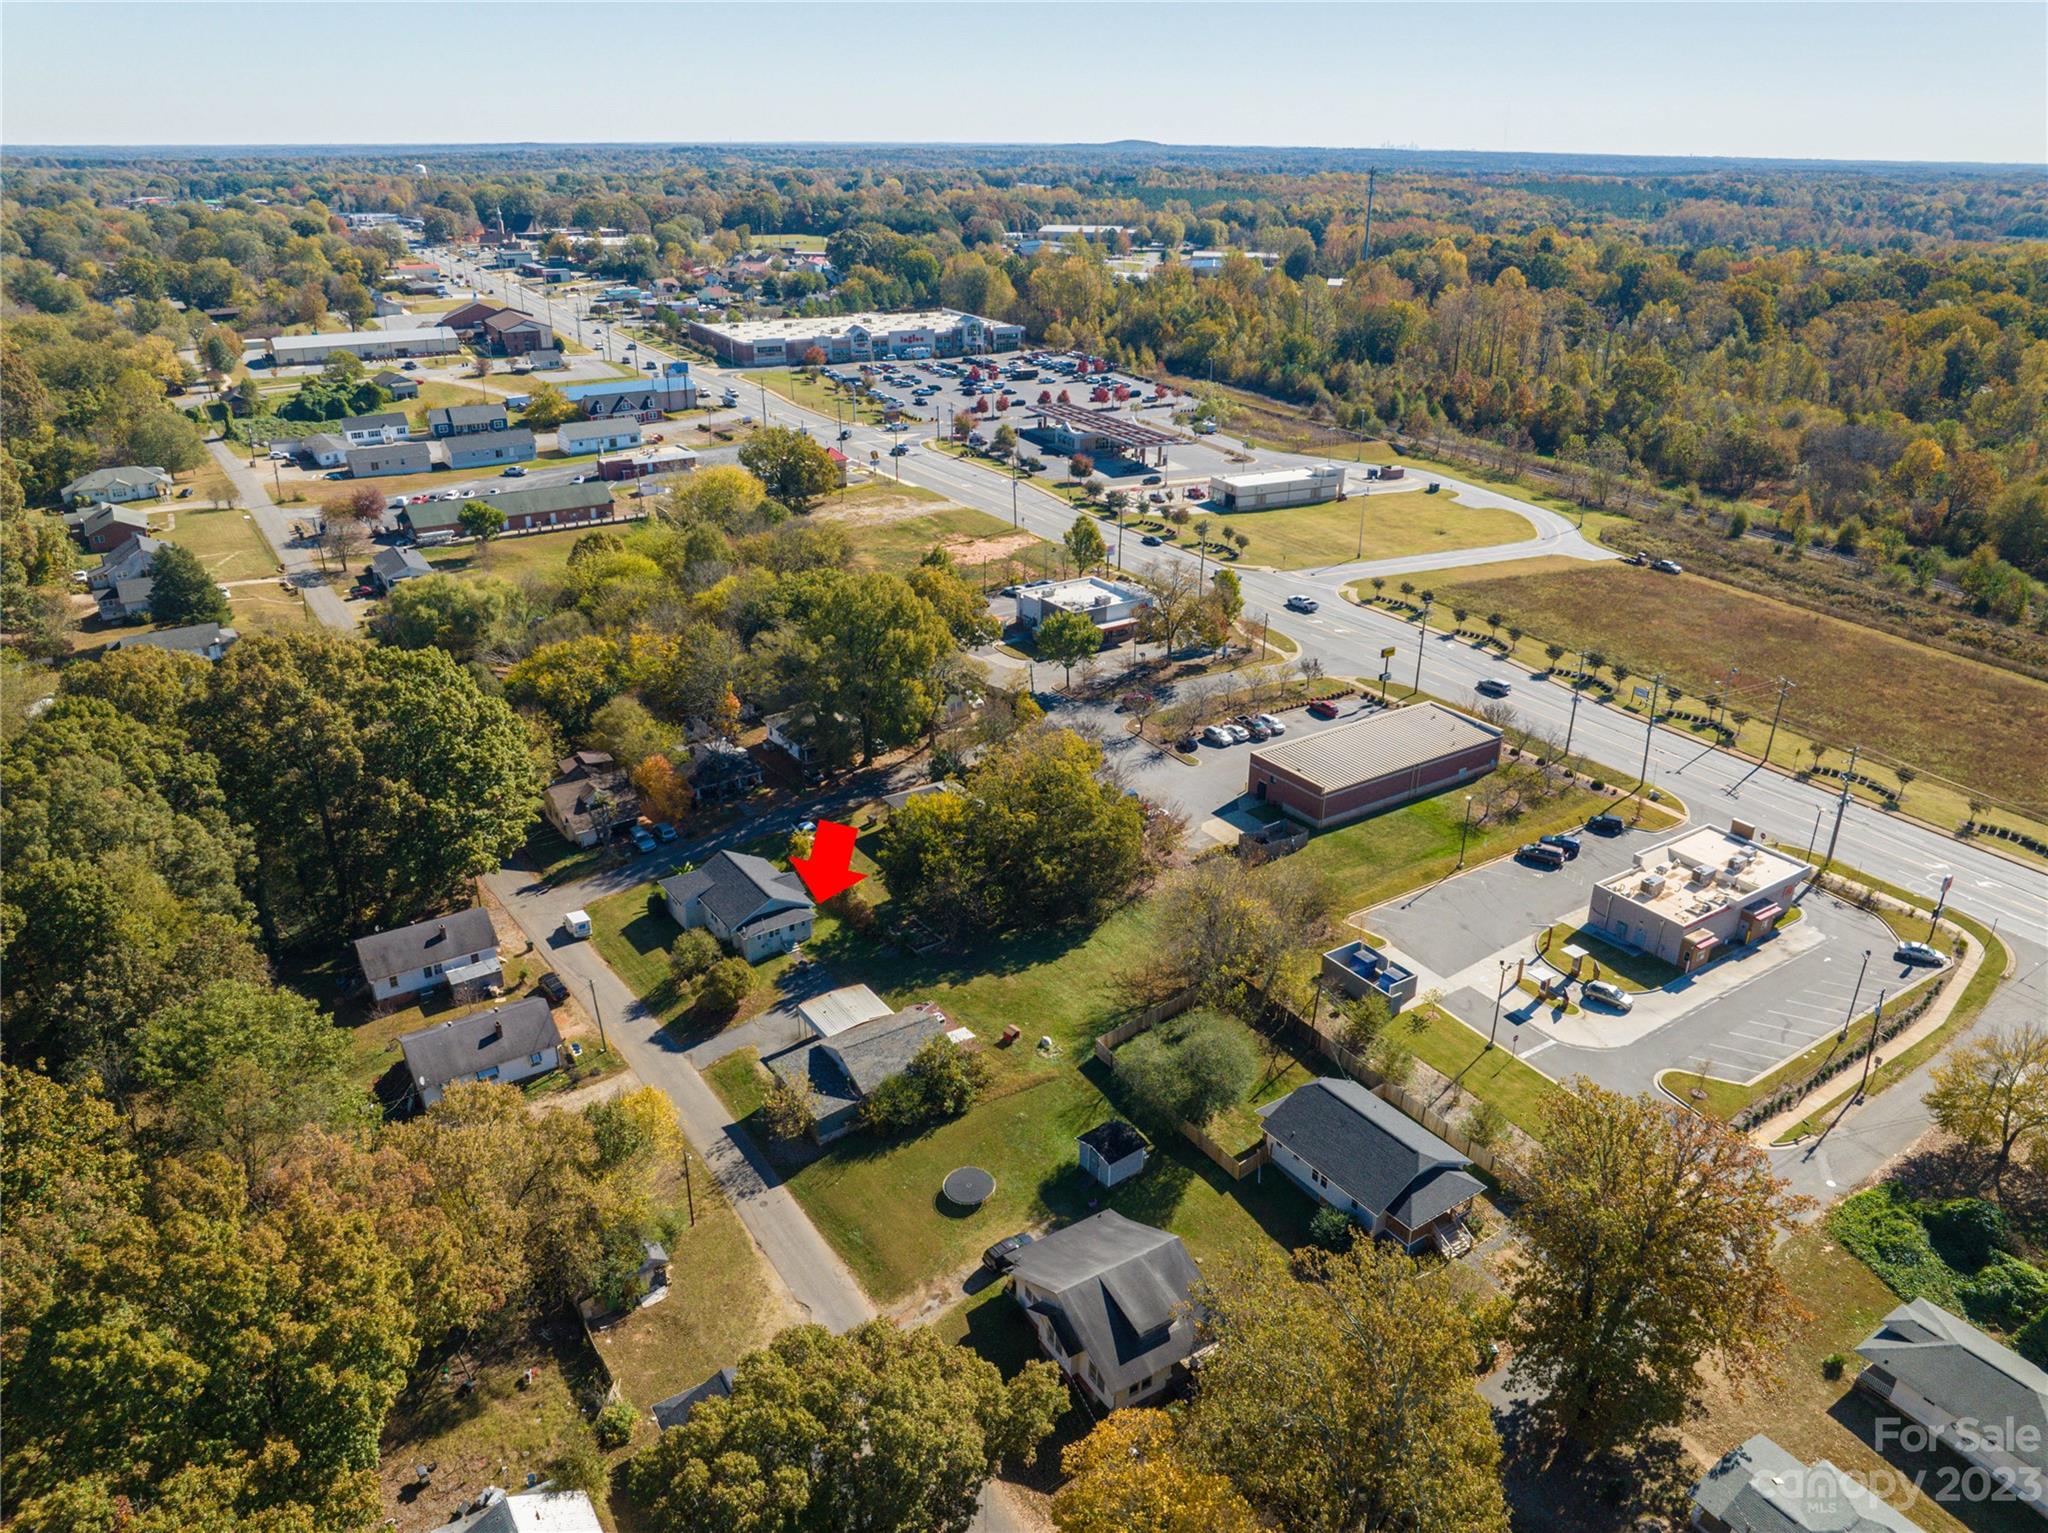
[543,750,639,847]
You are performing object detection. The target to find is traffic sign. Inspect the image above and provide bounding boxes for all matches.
[1381,645,1397,659]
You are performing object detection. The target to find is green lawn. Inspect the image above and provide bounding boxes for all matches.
[1208,490,1536,571]
[421,525,618,585]
[755,367,894,426]
[1392,1003,1564,1140]
[1539,920,1680,991]
[226,582,314,635]
[160,504,277,581]
[706,1048,770,1120]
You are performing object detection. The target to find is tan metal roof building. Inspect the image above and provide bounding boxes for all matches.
[1247,702,1503,830]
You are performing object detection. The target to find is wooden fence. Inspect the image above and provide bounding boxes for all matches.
[1094,989,1518,1185]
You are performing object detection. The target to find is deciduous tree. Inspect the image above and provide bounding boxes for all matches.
[1926,1022,2048,1192]
[1506,1082,1808,1450]
[1052,1411,1260,1533]
[738,425,839,512]
[629,1321,1065,1533]
[1035,607,1102,687]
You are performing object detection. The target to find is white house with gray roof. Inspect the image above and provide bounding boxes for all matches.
[659,850,814,962]
[1690,1434,1919,1533]
[62,465,170,506]
[107,621,238,661]
[399,996,561,1109]
[351,904,501,1011]
[1854,1298,2048,1512]
[1258,1077,1482,1255]
[1007,1211,1201,1410]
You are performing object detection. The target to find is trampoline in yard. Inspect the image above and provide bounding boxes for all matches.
[942,1166,996,1209]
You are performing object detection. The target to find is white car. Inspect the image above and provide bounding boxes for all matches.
[1202,724,1235,747]
[1225,723,1251,744]
[1254,713,1285,735]
[1285,595,1319,613]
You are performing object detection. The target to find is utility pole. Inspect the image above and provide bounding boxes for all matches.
[585,975,608,1053]
[1819,743,1860,875]
[1761,677,1794,766]
[1638,673,1663,788]
[1857,988,1887,1099]
[1457,794,1476,867]
[1562,651,1584,761]
[1413,599,1432,695]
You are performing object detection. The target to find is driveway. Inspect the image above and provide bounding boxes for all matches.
[685,957,844,1069]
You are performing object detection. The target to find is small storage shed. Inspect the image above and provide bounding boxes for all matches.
[1077,1119,1149,1188]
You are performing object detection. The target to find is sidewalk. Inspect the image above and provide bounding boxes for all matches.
[1749,919,1985,1147]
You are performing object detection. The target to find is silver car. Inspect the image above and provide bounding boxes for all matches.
[1582,980,1633,1013]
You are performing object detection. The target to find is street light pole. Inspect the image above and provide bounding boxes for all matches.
[1839,948,1871,1039]
[1638,673,1663,789]
[1488,960,1508,1048]
[1457,795,1475,867]
[1819,743,1860,875]
[1412,600,1432,695]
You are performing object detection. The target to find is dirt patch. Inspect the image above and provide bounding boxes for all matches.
[817,495,947,526]
[952,533,1042,563]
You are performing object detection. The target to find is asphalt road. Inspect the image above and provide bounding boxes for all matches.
[206,438,362,630]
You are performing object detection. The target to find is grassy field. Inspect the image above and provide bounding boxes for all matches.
[1359,558,2048,818]
[753,232,829,252]
[1688,1226,2032,1533]
[158,504,276,580]
[587,1157,791,1433]
[226,582,315,635]
[1205,487,1537,571]
[822,496,1052,581]
[422,528,594,585]
[754,366,894,426]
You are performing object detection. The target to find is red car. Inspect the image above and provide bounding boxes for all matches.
[1308,700,1340,720]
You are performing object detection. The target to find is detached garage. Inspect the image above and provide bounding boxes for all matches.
[1246,702,1502,830]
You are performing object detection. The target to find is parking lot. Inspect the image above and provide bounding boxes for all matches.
[1368,825,1926,1096]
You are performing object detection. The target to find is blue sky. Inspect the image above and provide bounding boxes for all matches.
[3,2,2042,164]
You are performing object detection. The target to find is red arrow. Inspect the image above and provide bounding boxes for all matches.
[790,819,867,902]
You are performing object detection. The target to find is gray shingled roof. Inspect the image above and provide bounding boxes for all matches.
[352,905,497,984]
[372,546,432,583]
[651,1367,737,1432]
[1692,1435,1919,1532]
[1259,1077,1481,1228]
[109,621,235,656]
[1079,1119,1147,1164]
[1007,1211,1200,1396]
[1248,701,1500,792]
[819,1004,950,1096]
[659,851,810,938]
[338,410,409,433]
[1857,1299,2048,1476]
[399,996,559,1092]
[429,403,508,430]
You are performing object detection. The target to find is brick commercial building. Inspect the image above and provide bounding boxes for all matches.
[1245,702,1502,830]
[489,481,615,532]
[1585,822,1808,973]
[686,308,1022,366]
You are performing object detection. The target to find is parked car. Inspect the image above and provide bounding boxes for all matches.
[1225,723,1251,744]
[1202,724,1235,747]
[1142,474,1163,486]
[1518,842,1567,869]
[1175,734,1199,752]
[561,909,592,940]
[1624,551,1648,567]
[1285,595,1319,613]
[1254,713,1286,735]
[1582,980,1633,1013]
[1652,558,1683,574]
[630,827,656,854]
[655,822,679,843]
[1539,833,1582,860]
[1585,813,1625,836]
[1895,941,1945,968]
[983,1232,1035,1272]
[536,971,570,1006]
[837,428,852,440]
[1246,723,1272,742]
[1476,678,1512,698]
[1307,699,1340,720]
